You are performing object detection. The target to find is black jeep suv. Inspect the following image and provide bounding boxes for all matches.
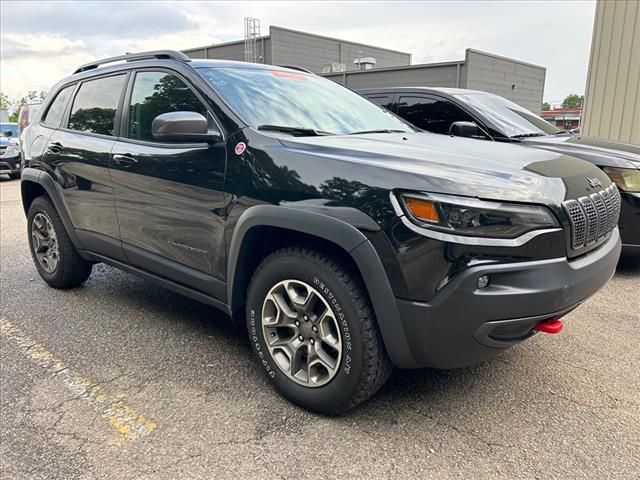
[21,51,621,414]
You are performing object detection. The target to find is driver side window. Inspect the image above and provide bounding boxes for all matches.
[397,96,474,134]
[127,71,207,142]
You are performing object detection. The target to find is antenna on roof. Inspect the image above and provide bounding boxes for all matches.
[244,17,262,64]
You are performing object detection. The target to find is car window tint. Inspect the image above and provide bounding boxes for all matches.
[367,95,394,110]
[68,75,126,136]
[127,71,207,142]
[398,96,474,134]
[42,85,74,128]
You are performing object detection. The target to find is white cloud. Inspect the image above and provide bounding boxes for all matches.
[0,0,597,106]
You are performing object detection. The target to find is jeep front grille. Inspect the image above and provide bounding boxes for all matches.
[563,184,621,250]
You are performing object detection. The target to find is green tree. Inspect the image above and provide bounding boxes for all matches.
[8,90,48,122]
[0,92,10,110]
[561,94,584,109]
[542,102,551,111]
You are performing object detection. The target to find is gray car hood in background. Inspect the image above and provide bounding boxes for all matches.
[522,135,640,170]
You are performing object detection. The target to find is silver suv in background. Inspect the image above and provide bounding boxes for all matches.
[0,122,21,180]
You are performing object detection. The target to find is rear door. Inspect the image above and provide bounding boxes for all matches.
[110,69,227,298]
[40,73,128,260]
[397,94,476,134]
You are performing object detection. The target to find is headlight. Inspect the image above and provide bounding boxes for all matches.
[603,167,640,192]
[5,144,20,156]
[398,192,559,239]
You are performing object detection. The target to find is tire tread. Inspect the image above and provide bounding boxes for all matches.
[28,196,92,289]
[250,246,393,414]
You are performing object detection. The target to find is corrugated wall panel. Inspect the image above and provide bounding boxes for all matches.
[583,0,640,144]
[270,26,410,73]
[464,49,546,112]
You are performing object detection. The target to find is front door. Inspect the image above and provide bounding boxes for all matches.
[110,69,227,299]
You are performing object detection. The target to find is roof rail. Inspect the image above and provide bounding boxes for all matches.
[278,65,314,74]
[73,50,191,74]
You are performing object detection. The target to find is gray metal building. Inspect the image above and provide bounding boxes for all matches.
[324,49,546,113]
[184,28,545,112]
[183,26,411,73]
[582,0,640,144]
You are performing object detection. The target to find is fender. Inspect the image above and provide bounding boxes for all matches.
[227,205,420,368]
[21,167,83,251]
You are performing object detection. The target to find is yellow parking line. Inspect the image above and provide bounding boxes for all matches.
[0,318,157,441]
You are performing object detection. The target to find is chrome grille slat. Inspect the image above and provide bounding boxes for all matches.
[562,186,620,251]
[579,196,598,244]
[590,193,607,239]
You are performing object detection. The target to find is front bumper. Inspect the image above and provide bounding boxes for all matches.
[394,228,621,368]
[0,153,21,174]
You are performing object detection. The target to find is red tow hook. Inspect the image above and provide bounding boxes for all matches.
[535,318,564,334]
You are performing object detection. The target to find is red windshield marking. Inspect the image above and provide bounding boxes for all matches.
[270,70,309,80]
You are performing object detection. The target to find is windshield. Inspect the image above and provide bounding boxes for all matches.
[454,93,561,137]
[198,67,413,135]
[0,124,18,137]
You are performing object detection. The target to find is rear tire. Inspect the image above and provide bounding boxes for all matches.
[246,247,392,414]
[27,196,93,288]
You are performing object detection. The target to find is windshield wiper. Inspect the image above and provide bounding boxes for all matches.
[257,125,334,136]
[348,129,407,135]
[511,133,546,138]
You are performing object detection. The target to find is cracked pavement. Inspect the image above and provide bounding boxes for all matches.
[1,177,639,479]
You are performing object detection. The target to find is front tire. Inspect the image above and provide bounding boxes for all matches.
[27,196,93,288]
[246,247,392,414]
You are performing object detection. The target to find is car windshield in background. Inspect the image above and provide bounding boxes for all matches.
[0,124,18,137]
[198,67,413,135]
[454,93,561,138]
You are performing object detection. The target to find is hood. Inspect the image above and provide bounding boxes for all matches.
[521,134,640,169]
[273,132,611,206]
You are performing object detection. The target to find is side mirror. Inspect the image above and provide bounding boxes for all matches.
[151,111,222,143]
[449,121,481,138]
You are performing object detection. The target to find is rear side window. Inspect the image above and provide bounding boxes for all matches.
[42,85,74,127]
[127,71,207,142]
[398,96,474,134]
[68,75,126,136]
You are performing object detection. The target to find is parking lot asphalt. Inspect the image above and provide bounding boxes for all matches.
[1,176,639,479]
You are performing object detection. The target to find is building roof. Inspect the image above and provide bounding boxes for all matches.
[183,25,412,56]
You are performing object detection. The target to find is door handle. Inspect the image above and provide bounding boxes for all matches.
[47,142,64,153]
[112,154,138,167]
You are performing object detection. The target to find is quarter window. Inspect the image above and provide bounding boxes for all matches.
[68,75,126,136]
[367,95,394,110]
[42,85,74,127]
[397,96,475,134]
[127,71,207,142]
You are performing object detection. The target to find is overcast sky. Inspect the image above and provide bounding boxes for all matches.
[1,0,596,107]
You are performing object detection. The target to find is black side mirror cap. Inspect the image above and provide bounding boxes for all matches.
[449,121,481,138]
[151,111,222,143]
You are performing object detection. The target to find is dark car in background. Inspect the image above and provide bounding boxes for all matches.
[0,122,22,179]
[361,87,640,253]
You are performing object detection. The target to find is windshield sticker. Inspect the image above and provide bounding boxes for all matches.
[270,70,309,80]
